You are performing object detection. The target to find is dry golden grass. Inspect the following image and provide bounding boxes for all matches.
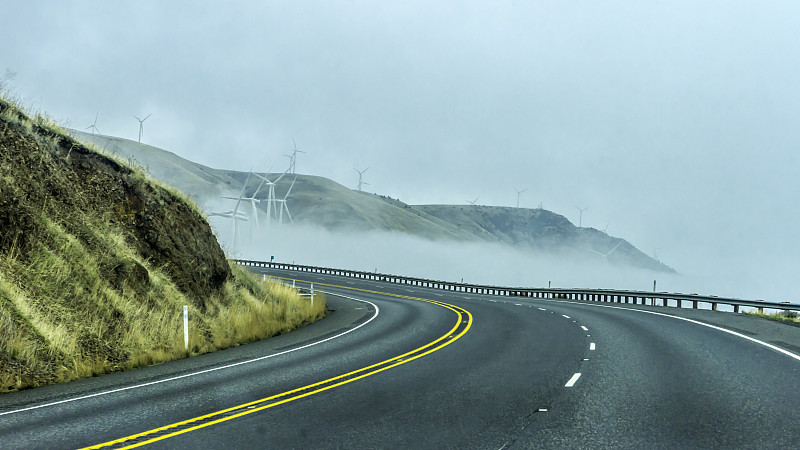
[745,310,800,327]
[0,92,327,393]
[0,220,326,392]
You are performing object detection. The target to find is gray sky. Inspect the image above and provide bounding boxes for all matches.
[5,1,800,301]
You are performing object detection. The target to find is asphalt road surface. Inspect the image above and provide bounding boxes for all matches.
[1,268,799,449]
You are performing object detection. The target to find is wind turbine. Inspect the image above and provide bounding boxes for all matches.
[354,167,369,191]
[273,176,297,224]
[575,206,589,227]
[588,241,623,262]
[209,172,251,253]
[85,113,101,135]
[253,170,288,226]
[284,139,306,174]
[466,197,479,205]
[133,113,151,143]
[223,171,267,237]
[513,187,527,208]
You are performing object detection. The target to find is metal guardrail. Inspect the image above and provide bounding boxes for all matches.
[234,259,800,315]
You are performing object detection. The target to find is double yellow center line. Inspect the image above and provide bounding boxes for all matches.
[82,280,473,449]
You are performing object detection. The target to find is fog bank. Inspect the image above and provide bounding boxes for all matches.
[207,219,797,304]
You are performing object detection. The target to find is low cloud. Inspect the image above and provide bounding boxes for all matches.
[207,218,795,303]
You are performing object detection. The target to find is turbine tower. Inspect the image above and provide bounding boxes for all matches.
[254,170,288,226]
[85,113,101,135]
[273,176,297,224]
[354,167,369,191]
[133,113,151,143]
[223,171,267,238]
[209,172,252,253]
[575,206,589,227]
[284,139,306,174]
[513,186,527,208]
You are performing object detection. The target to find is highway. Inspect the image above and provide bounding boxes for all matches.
[1,267,799,448]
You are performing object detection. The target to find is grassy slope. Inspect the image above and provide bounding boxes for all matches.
[69,131,671,272]
[414,204,675,272]
[67,131,485,240]
[0,97,325,393]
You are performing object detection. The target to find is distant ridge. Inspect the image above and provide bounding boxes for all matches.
[69,129,675,273]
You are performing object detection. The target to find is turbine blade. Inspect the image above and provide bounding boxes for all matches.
[606,241,623,256]
[284,204,293,223]
[252,176,267,197]
[234,172,251,212]
[283,176,297,199]
[274,169,287,184]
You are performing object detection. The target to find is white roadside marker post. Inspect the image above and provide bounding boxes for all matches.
[310,283,315,307]
[183,305,189,351]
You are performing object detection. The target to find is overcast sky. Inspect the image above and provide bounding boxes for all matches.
[5,1,800,301]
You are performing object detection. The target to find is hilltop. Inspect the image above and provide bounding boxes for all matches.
[0,98,325,392]
[70,129,674,273]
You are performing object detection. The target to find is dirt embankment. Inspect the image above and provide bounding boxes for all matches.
[0,97,325,392]
[0,100,230,305]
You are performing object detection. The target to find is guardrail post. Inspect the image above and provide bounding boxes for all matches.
[734,305,740,313]
[712,302,718,311]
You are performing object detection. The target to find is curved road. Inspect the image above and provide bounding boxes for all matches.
[1,268,799,448]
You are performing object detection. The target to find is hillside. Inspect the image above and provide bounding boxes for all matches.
[69,130,673,273]
[414,205,673,272]
[0,98,325,392]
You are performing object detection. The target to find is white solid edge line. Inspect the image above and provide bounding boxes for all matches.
[565,373,582,387]
[546,300,800,362]
[0,290,379,417]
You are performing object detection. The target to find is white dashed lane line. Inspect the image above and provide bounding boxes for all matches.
[581,326,589,331]
[590,342,596,351]
[565,373,582,388]
[562,315,571,319]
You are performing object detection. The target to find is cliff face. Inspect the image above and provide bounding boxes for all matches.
[0,99,230,306]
